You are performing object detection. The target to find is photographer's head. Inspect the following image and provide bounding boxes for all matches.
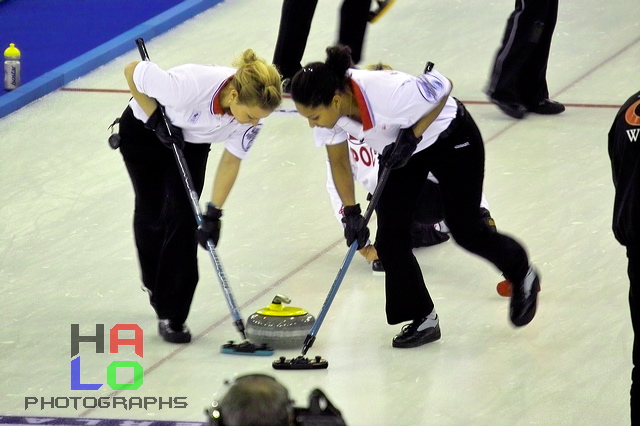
[208,374,294,426]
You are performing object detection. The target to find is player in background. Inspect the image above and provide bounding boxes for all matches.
[608,89,640,425]
[485,0,564,119]
[326,135,494,273]
[273,0,395,94]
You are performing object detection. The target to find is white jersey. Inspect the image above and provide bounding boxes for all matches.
[326,136,378,221]
[129,61,261,160]
[326,137,489,223]
[313,67,457,155]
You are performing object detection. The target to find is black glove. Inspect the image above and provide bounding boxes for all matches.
[197,203,222,248]
[341,204,370,249]
[379,128,422,170]
[144,106,185,150]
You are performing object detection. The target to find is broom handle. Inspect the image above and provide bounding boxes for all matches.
[301,163,392,356]
[135,38,246,339]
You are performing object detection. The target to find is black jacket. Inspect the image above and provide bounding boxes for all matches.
[608,90,640,246]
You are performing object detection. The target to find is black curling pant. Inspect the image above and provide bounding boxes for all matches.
[412,179,444,225]
[486,0,558,107]
[272,0,371,79]
[118,106,210,326]
[628,245,639,425]
[338,0,371,64]
[375,104,530,324]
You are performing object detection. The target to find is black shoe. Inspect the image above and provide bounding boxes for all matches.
[372,259,385,274]
[528,99,565,115]
[509,267,540,327]
[158,319,191,344]
[489,97,527,119]
[392,315,441,348]
[411,223,450,248]
[479,208,497,232]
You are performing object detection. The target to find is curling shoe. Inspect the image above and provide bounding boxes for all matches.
[528,99,565,115]
[372,259,385,274]
[509,267,540,327]
[480,208,497,232]
[158,319,191,344]
[392,310,441,348]
[489,97,527,119]
[411,223,450,248]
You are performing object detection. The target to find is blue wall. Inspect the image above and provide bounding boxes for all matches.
[0,0,224,118]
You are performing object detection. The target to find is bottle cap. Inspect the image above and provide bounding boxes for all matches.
[4,43,21,59]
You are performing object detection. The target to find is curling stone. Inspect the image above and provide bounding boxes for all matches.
[246,294,315,349]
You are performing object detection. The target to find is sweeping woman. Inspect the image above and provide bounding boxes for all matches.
[117,49,282,343]
[289,45,539,348]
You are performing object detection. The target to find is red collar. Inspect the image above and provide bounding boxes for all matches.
[349,78,374,130]
[211,76,234,115]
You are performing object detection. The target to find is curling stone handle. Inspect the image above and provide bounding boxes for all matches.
[272,294,291,305]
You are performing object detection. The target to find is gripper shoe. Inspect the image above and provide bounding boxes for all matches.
[372,259,385,274]
[509,267,540,327]
[489,97,527,119]
[158,319,191,344]
[392,315,441,348]
[528,99,565,115]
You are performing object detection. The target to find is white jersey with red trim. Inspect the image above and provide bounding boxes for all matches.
[313,67,457,155]
[129,61,261,160]
[326,137,489,223]
[326,136,379,221]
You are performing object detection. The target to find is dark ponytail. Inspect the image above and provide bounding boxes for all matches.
[291,45,354,107]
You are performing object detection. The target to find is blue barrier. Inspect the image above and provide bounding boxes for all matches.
[0,0,224,119]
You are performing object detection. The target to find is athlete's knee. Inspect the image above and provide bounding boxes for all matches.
[450,226,493,254]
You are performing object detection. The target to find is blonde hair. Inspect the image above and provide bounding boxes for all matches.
[364,62,393,71]
[232,49,282,112]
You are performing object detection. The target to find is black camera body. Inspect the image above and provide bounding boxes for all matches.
[292,389,347,425]
[207,388,346,426]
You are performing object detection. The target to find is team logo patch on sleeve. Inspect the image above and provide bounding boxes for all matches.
[187,110,201,124]
[242,125,261,151]
[416,75,444,103]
